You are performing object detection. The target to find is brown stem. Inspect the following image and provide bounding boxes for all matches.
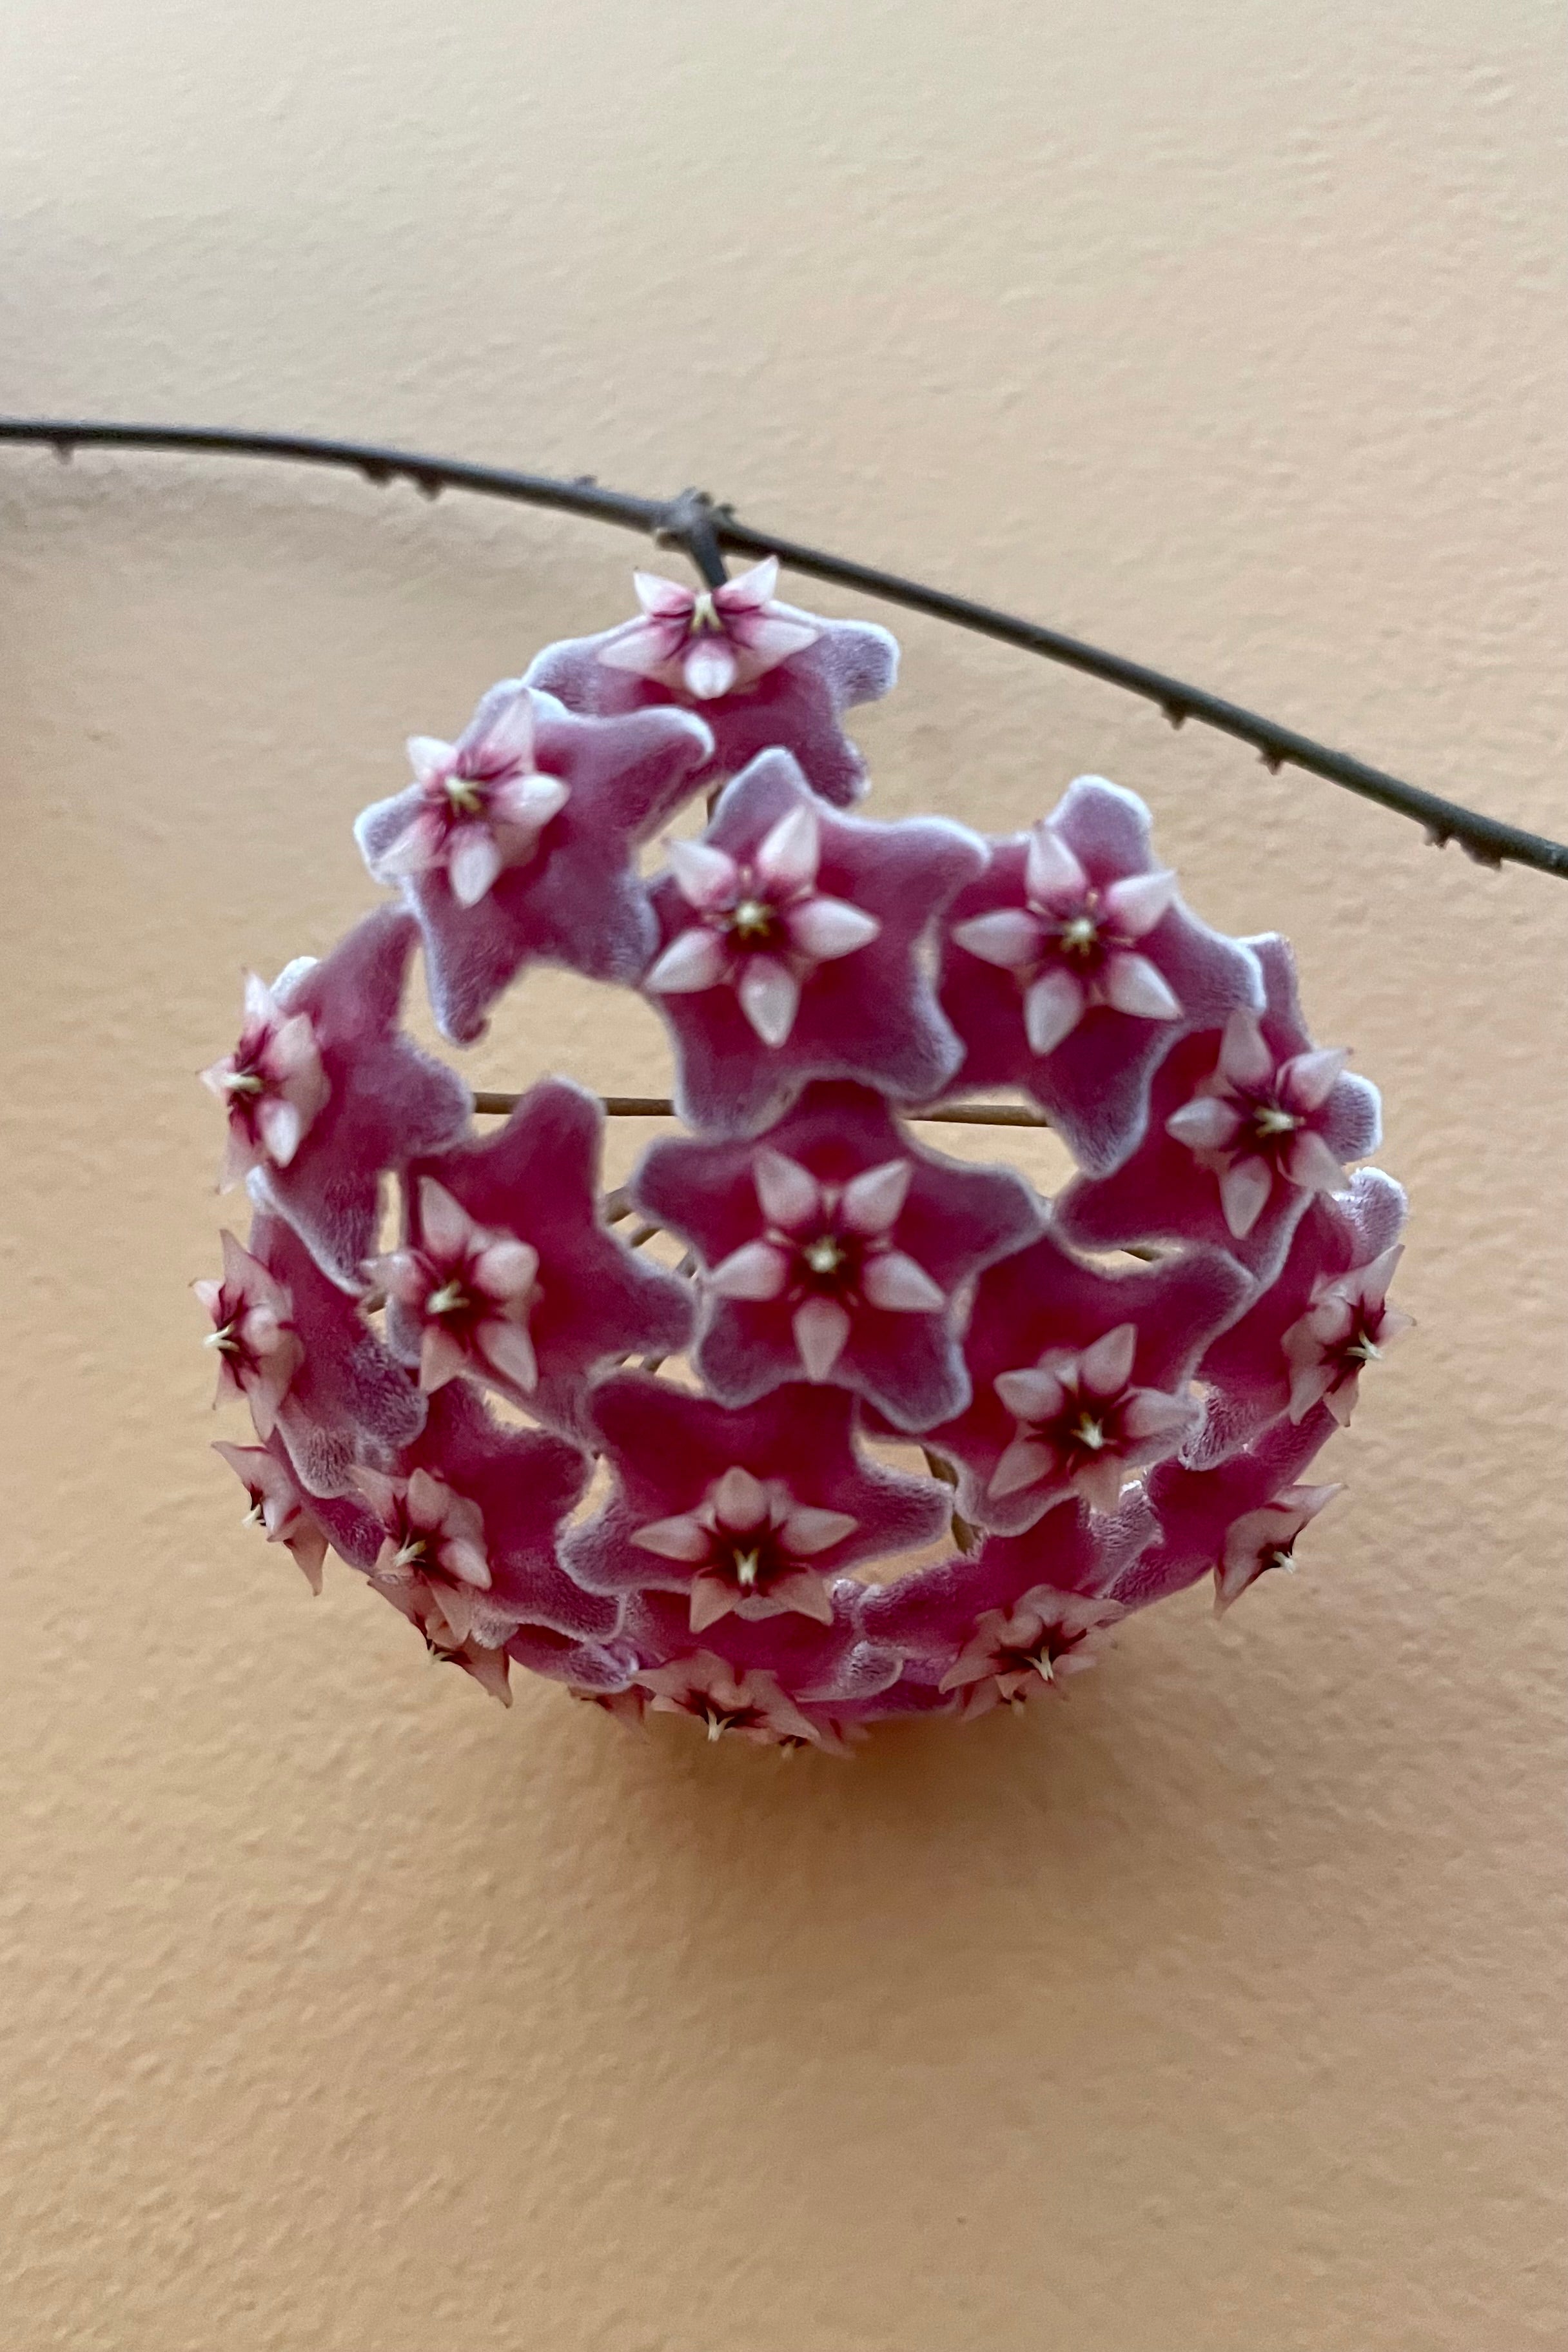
[478,1090,1050,1126]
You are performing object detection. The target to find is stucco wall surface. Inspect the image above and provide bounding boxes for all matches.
[1,4,1564,2347]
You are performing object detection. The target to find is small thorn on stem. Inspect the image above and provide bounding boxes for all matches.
[1424,825,1451,851]
[1162,701,1189,730]
[1259,745,1286,775]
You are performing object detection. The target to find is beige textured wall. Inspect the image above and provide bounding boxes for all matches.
[1,4,1564,2347]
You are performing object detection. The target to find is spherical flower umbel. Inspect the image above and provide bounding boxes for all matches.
[197,557,1409,1749]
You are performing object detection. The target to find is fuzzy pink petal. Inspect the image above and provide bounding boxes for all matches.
[1101,950,1181,1022]
[793,1297,852,1380]
[644,925,730,995]
[489,772,569,832]
[1102,868,1179,937]
[1024,821,1088,907]
[683,638,740,701]
[716,556,780,611]
[950,907,1043,970]
[737,957,801,1047]
[480,1320,540,1393]
[1121,1388,1195,1442]
[419,1323,471,1393]
[784,896,881,962]
[839,1158,913,1236]
[256,1095,303,1167]
[447,825,504,908]
[632,1512,714,1562]
[473,1238,540,1300]
[1073,1456,1128,1516]
[1023,968,1086,1056]
[708,1240,791,1301]
[764,1569,836,1623]
[1281,1046,1351,1113]
[1080,1322,1138,1395]
[732,612,820,670]
[406,735,453,786]
[778,1504,859,1556]
[1166,1094,1243,1150]
[688,1575,741,1632]
[752,1149,823,1231]
[989,1437,1055,1500]
[1285,1128,1350,1193]
[712,1464,771,1529]
[1218,1008,1275,1088]
[369,808,445,882]
[417,1178,476,1259]
[1220,1155,1274,1238]
[667,838,740,910]
[994,1366,1066,1422]
[633,571,697,619]
[756,801,823,896]
[861,1251,946,1313]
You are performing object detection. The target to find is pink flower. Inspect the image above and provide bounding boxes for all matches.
[1282,1244,1413,1428]
[1192,1169,1409,1460]
[1057,934,1382,1283]
[201,970,330,1190]
[919,1226,1249,1533]
[363,683,573,906]
[636,1649,830,1747]
[354,1463,514,1651]
[369,1177,542,1398]
[858,1491,1152,1716]
[383,1381,607,1645]
[939,1588,1125,1714]
[1112,1407,1339,1613]
[642,750,985,1132]
[194,1230,303,1441]
[525,568,899,808]
[595,560,820,701]
[211,1440,331,1591]
[937,778,1261,1171]
[238,908,473,1288]
[243,1208,427,1498]
[1212,1484,1341,1614]
[634,1081,1041,1430]
[384,1081,693,1435]
[565,1373,948,1631]
[355,686,713,1045]
[645,796,881,1048]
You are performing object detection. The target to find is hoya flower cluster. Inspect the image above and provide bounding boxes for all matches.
[199,556,1409,1749]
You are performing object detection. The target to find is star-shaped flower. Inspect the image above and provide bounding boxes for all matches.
[565,1372,948,1632]
[919,1226,1250,1533]
[1111,1406,1339,1612]
[355,1381,603,1651]
[636,1647,845,1749]
[1191,1168,1409,1460]
[525,562,899,808]
[940,1587,1125,1714]
[594,559,821,701]
[211,1439,332,1591]
[1055,934,1382,1283]
[642,749,985,1133]
[194,1230,304,1442]
[242,1208,428,1498]
[936,778,1262,1172]
[235,908,473,1288]
[858,1492,1151,1714]
[201,970,331,1190]
[634,1081,1041,1430]
[1282,1243,1413,1429]
[355,683,713,1044]
[381,1080,694,1436]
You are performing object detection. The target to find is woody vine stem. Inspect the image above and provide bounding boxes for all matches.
[3,415,1564,891]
